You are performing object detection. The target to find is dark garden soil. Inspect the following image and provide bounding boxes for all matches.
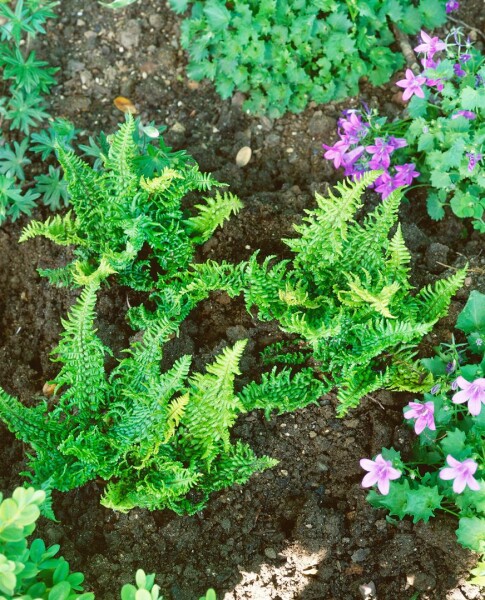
[1,1,485,598]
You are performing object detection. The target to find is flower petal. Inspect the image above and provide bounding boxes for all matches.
[468,396,482,416]
[360,459,376,471]
[455,376,471,390]
[446,455,461,468]
[362,472,379,488]
[466,476,480,491]
[453,475,467,494]
[453,389,470,405]
[377,478,390,495]
[439,467,456,480]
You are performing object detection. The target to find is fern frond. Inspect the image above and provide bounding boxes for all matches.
[0,388,62,446]
[186,191,243,243]
[239,367,327,418]
[103,114,138,186]
[19,211,84,246]
[201,441,278,496]
[182,341,247,465]
[163,393,190,442]
[336,366,392,416]
[386,224,411,272]
[411,268,467,323]
[37,265,76,288]
[139,168,183,193]
[101,462,201,513]
[53,281,109,413]
[338,274,400,319]
[285,171,379,275]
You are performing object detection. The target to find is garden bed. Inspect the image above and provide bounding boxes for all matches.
[1,0,485,598]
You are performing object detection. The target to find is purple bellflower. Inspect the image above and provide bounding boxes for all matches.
[374,172,401,198]
[414,31,446,58]
[452,376,485,416]
[366,138,395,169]
[322,140,349,169]
[445,0,460,13]
[404,401,436,435]
[454,63,466,77]
[360,454,401,495]
[396,69,427,101]
[439,455,480,493]
[451,110,476,120]
[394,163,420,186]
[466,152,483,172]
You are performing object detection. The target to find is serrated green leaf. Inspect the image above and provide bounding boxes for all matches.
[457,291,485,336]
[440,429,467,458]
[404,485,442,523]
[456,517,485,552]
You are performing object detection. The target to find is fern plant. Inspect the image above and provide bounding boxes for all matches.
[20,115,242,299]
[184,172,466,416]
[0,270,275,514]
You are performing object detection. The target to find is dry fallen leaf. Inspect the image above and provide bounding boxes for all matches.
[113,96,138,114]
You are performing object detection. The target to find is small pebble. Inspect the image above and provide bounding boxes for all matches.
[236,146,252,167]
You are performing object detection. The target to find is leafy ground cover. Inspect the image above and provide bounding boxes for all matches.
[0,0,484,598]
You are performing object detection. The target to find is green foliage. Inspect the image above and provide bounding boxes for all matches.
[0,0,66,224]
[20,115,242,295]
[221,173,464,415]
[456,290,485,355]
[340,32,485,231]
[366,298,485,561]
[0,487,94,599]
[167,0,445,117]
[0,279,275,514]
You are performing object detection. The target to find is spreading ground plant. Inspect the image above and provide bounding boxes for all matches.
[362,290,485,585]
[0,0,72,222]
[323,28,485,231]
[167,0,446,117]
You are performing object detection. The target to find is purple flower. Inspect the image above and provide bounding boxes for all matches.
[394,163,420,186]
[447,360,457,374]
[374,172,401,199]
[439,455,479,493]
[366,138,395,169]
[396,69,427,101]
[340,111,368,138]
[451,110,476,120]
[421,56,439,70]
[446,0,460,13]
[323,140,350,169]
[404,401,436,435]
[454,63,466,77]
[460,53,471,62]
[342,145,365,169]
[388,136,407,150]
[466,152,483,172]
[414,31,446,58]
[452,376,485,415]
[360,454,401,495]
[430,383,441,395]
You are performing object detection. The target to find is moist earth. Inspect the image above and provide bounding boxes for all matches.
[1,1,485,599]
